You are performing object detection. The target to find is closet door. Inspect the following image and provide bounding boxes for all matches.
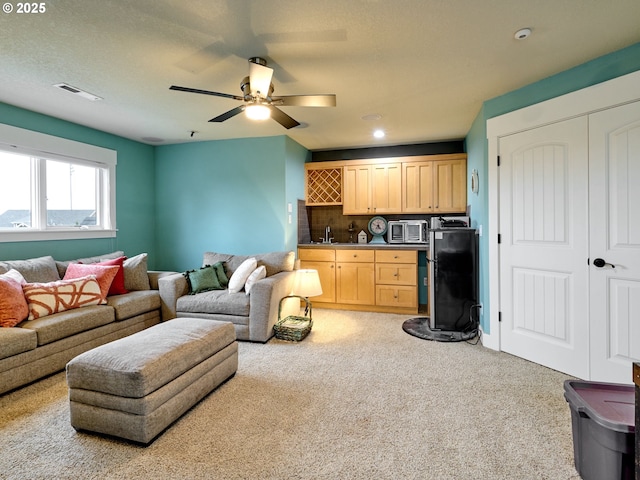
[498,117,590,378]
[589,101,640,383]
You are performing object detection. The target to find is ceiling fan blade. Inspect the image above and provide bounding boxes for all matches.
[271,94,336,107]
[248,61,274,97]
[268,106,300,129]
[170,85,243,101]
[209,105,246,123]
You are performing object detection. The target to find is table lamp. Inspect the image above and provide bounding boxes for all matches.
[291,269,323,317]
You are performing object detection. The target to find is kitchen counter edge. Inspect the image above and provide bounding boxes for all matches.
[298,243,428,250]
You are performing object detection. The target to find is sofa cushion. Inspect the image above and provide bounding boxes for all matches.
[177,290,250,317]
[23,276,104,320]
[0,255,60,283]
[105,290,161,321]
[64,263,120,302]
[96,256,128,295]
[212,262,229,287]
[0,270,29,328]
[19,304,114,346]
[228,258,257,294]
[55,250,125,278]
[244,265,266,294]
[202,251,294,277]
[0,327,37,360]
[123,253,150,291]
[185,265,223,294]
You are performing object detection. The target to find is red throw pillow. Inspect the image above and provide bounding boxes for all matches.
[63,263,120,302]
[95,256,128,295]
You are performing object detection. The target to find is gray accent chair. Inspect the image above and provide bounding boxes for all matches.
[158,251,299,343]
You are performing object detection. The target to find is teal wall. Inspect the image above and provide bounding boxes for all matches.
[154,135,308,272]
[464,41,640,334]
[0,103,157,267]
[284,136,312,252]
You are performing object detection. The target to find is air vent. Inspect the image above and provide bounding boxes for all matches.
[53,83,102,101]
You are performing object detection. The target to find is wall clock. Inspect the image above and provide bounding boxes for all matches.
[368,216,388,244]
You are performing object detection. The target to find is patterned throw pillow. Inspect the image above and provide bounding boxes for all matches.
[63,263,120,302]
[0,270,29,327]
[22,276,103,320]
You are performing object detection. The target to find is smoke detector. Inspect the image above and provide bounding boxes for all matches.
[514,28,532,40]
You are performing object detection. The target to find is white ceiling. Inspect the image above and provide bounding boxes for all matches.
[2,0,640,151]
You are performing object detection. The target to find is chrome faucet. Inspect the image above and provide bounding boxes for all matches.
[322,225,334,244]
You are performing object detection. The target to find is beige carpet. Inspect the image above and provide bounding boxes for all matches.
[0,309,580,480]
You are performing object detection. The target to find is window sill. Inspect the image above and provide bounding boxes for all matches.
[0,229,117,243]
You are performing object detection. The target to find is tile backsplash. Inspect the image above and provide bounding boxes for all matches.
[299,205,435,244]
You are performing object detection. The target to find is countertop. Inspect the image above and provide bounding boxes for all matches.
[298,243,428,250]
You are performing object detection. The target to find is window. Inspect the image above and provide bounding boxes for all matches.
[0,123,116,242]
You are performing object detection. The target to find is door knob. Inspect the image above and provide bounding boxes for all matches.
[593,258,615,268]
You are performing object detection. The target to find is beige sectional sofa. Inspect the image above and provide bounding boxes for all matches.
[158,251,300,343]
[0,252,172,395]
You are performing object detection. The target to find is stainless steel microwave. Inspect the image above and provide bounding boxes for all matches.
[388,220,428,243]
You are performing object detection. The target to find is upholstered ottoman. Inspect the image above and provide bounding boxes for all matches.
[66,318,237,444]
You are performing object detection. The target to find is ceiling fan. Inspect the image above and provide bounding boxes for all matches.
[170,57,336,129]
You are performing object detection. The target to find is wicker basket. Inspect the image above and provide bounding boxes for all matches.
[274,296,313,341]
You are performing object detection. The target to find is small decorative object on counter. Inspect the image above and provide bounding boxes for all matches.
[358,230,368,244]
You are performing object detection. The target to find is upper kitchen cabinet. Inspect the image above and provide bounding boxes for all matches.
[305,163,343,206]
[402,161,434,213]
[305,153,467,214]
[343,162,402,214]
[433,158,466,213]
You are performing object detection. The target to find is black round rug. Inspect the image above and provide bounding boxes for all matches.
[402,317,477,342]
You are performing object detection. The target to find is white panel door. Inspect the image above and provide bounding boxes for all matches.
[589,101,640,383]
[499,117,590,378]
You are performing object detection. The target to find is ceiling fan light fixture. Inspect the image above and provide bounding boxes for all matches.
[245,103,271,121]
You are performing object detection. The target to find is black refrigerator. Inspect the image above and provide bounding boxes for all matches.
[428,228,478,332]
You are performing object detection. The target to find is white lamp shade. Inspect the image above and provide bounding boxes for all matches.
[245,104,270,120]
[292,269,323,298]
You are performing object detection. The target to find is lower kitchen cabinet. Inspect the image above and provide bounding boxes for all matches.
[297,246,418,314]
[336,249,375,305]
[375,250,417,309]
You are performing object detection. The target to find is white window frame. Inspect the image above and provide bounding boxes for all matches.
[0,123,117,242]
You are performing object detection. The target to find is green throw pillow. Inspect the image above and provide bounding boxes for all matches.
[184,265,222,294]
[212,261,229,287]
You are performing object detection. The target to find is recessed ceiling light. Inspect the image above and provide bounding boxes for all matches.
[373,129,385,139]
[514,28,532,40]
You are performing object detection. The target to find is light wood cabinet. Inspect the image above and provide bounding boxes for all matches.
[375,250,417,309]
[402,161,434,213]
[342,164,372,214]
[343,163,402,214]
[297,247,418,314]
[306,154,466,214]
[298,248,336,303]
[433,159,466,213]
[335,249,375,305]
[305,165,343,206]
[371,163,402,213]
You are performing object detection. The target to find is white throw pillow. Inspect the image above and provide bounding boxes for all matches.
[228,258,257,294]
[244,265,266,295]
